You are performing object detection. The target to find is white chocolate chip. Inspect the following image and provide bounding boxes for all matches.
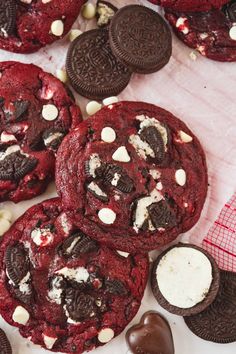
[42,0,52,3]
[98,328,114,343]
[69,29,83,42]
[112,146,130,162]
[103,97,118,106]
[179,130,193,143]
[98,208,116,224]
[0,131,16,143]
[117,250,129,258]
[42,104,58,121]
[101,127,116,143]
[51,20,64,36]
[229,25,236,41]
[176,17,189,34]
[56,69,68,83]
[82,3,96,19]
[86,101,102,116]
[43,335,57,350]
[20,0,32,3]
[156,182,163,190]
[175,169,186,186]
[12,306,30,325]
[0,209,12,236]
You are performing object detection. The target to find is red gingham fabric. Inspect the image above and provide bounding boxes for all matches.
[202,193,236,272]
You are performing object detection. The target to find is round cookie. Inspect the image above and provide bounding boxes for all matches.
[56,101,208,253]
[0,61,82,203]
[0,0,85,53]
[109,5,172,74]
[148,0,228,12]
[66,29,132,100]
[185,270,236,343]
[165,1,236,62]
[0,198,148,353]
[0,328,12,354]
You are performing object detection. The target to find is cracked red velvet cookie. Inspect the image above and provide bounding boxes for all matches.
[0,198,148,353]
[0,0,85,53]
[148,0,228,12]
[56,101,208,253]
[165,0,236,61]
[0,61,82,203]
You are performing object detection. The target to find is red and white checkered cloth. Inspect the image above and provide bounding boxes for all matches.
[202,193,236,272]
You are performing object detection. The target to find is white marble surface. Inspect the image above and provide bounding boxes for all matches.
[0,1,235,353]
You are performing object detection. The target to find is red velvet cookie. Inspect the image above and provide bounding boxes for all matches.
[0,198,148,353]
[165,1,236,61]
[0,61,82,203]
[148,0,228,12]
[56,101,208,253]
[0,0,85,53]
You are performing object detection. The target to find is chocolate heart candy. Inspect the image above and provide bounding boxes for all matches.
[126,311,174,354]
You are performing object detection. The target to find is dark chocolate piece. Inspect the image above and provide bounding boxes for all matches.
[185,270,236,343]
[0,328,12,354]
[5,244,29,285]
[126,311,174,354]
[0,1,16,38]
[66,29,131,100]
[109,5,172,74]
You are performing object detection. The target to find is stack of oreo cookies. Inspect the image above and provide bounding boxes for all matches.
[150,0,236,61]
[66,4,172,99]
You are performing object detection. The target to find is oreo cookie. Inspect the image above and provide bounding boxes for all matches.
[0,328,12,354]
[66,28,132,100]
[185,270,236,343]
[5,244,29,285]
[109,5,172,74]
[0,1,16,38]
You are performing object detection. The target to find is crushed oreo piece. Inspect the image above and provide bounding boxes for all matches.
[96,164,134,193]
[0,328,12,354]
[147,200,176,229]
[96,0,117,27]
[0,152,38,181]
[13,287,34,305]
[105,278,128,295]
[87,181,109,202]
[43,129,65,150]
[65,289,96,321]
[140,126,165,163]
[223,0,236,22]
[0,1,16,38]
[5,244,29,285]
[14,100,30,121]
[60,232,98,258]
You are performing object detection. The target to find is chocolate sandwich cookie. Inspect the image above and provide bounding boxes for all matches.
[0,198,148,353]
[165,1,236,62]
[66,29,132,100]
[151,244,220,316]
[0,61,82,203]
[185,270,236,343]
[126,311,174,354]
[0,0,85,53]
[109,5,172,74]
[0,328,12,354]
[148,0,228,12]
[56,101,208,253]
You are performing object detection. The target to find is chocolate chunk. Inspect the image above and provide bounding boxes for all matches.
[126,311,174,354]
[185,270,236,343]
[60,232,98,258]
[96,1,117,27]
[65,290,96,321]
[66,29,131,100]
[109,5,172,74]
[105,278,128,295]
[96,164,134,193]
[0,1,16,38]
[5,244,29,285]
[140,126,165,163]
[0,328,12,354]
[0,152,38,181]
[148,200,176,229]
[223,0,236,22]
[14,100,30,121]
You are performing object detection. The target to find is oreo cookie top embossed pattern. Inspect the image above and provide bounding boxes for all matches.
[165,0,236,61]
[0,61,82,203]
[0,328,12,354]
[56,101,208,253]
[66,29,131,100]
[0,198,148,353]
[109,5,172,74]
[0,0,85,53]
[148,0,228,12]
